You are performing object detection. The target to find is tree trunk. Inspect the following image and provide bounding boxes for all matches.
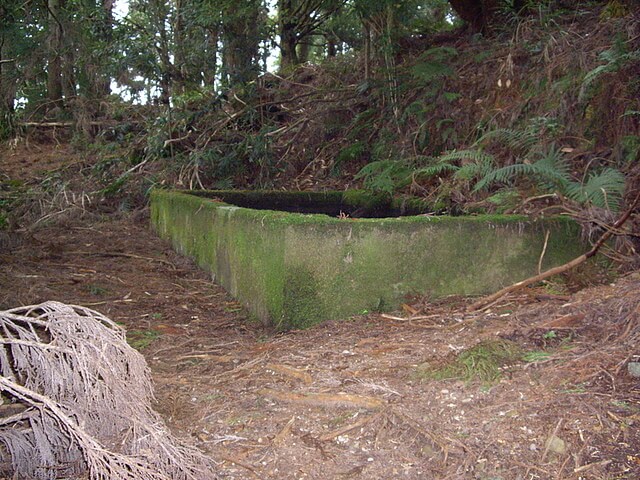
[362,23,370,81]
[297,37,310,64]
[173,0,187,93]
[448,0,498,33]
[47,0,64,109]
[204,27,219,87]
[97,0,113,97]
[0,36,16,116]
[278,0,299,70]
[222,0,261,86]
[326,33,337,57]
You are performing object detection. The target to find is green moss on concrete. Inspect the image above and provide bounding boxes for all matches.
[151,189,588,331]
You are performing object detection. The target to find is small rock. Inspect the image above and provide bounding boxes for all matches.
[627,362,640,378]
[546,435,566,454]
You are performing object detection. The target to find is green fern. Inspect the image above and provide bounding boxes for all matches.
[565,168,625,210]
[413,161,458,179]
[473,144,570,192]
[474,128,539,154]
[354,160,412,194]
[579,40,640,102]
[410,149,496,182]
[411,46,458,83]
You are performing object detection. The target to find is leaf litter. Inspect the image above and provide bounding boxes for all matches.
[0,215,638,479]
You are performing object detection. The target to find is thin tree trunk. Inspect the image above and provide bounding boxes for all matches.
[297,37,310,64]
[98,0,114,97]
[173,0,186,93]
[363,23,370,81]
[204,28,219,87]
[47,0,64,109]
[278,0,299,69]
[0,35,15,116]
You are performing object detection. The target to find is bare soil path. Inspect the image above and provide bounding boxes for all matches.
[1,214,638,480]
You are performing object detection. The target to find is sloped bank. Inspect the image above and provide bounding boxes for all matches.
[151,189,586,331]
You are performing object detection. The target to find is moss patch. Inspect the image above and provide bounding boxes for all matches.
[151,189,588,331]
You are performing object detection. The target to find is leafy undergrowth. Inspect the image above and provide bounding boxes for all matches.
[2,4,638,273]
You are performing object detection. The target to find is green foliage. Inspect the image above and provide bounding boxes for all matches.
[475,127,539,154]
[564,168,625,210]
[354,159,412,195]
[522,351,551,362]
[86,284,109,296]
[472,139,625,210]
[411,46,458,83]
[334,142,367,174]
[617,135,640,165]
[579,37,640,102]
[126,329,161,350]
[485,189,522,213]
[473,143,570,192]
[418,339,522,384]
[392,120,627,211]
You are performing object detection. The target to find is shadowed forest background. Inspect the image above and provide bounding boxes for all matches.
[1,0,639,227]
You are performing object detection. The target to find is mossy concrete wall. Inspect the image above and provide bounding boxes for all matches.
[151,190,586,331]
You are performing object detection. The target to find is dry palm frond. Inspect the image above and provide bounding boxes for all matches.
[0,301,215,480]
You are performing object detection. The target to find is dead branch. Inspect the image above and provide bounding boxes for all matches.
[0,301,215,480]
[468,194,640,312]
[258,388,384,410]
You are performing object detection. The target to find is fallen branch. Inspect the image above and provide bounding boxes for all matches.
[319,412,383,441]
[266,363,313,384]
[68,251,175,268]
[468,194,640,312]
[258,388,384,410]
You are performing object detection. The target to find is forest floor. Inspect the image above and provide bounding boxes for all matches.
[1,144,639,479]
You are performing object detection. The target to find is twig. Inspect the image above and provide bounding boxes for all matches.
[272,416,296,446]
[541,418,564,463]
[220,455,263,480]
[468,193,640,312]
[380,313,441,322]
[320,412,383,441]
[573,459,612,473]
[67,251,175,268]
[163,131,192,148]
[538,229,550,274]
[258,389,384,410]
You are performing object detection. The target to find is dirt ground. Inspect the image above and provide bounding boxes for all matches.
[0,214,638,480]
[1,146,639,480]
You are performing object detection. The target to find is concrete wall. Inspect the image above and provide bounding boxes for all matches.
[151,190,586,330]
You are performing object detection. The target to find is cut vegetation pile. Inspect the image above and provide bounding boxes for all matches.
[0,301,214,480]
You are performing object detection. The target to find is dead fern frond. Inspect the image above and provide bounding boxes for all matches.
[0,301,215,480]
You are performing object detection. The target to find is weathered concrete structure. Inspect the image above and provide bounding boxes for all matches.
[151,190,585,330]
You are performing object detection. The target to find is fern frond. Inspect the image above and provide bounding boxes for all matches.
[565,168,625,210]
[438,149,495,165]
[473,163,536,191]
[354,160,412,194]
[475,128,539,154]
[529,144,571,189]
[413,162,458,179]
[473,146,570,192]
[579,48,640,102]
